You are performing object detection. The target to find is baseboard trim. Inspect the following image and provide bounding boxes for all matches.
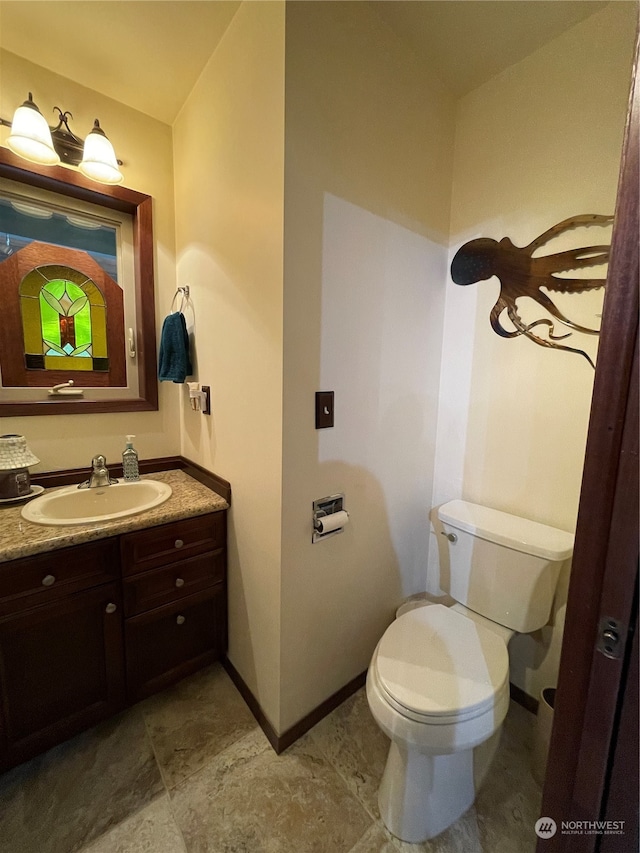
[278,670,368,753]
[510,682,539,715]
[222,657,367,754]
[222,657,280,752]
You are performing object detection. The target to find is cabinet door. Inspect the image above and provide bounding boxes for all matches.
[0,582,124,771]
[125,585,226,702]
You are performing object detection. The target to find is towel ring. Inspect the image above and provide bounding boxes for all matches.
[171,285,190,314]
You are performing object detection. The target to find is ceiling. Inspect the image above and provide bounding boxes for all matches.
[0,1,241,125]
[0,1,611,125]
[373,1,609,97]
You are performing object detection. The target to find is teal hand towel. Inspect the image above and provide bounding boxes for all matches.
[158,312,192,383]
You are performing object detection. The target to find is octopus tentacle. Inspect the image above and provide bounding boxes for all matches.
[491,298,571,340]
[545,276,607,294]
[506,304,571,340]
[523,214,614,255]
[506,306,595,368]
[531,289,600,335]
[490,297,520,338]
[538,245,610,271]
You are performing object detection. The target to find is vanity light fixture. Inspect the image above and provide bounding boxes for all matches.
[78,119,123,185]
[1,92,123,185]
[4,92,59,165]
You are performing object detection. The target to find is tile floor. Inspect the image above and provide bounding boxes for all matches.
[0,664,543,853]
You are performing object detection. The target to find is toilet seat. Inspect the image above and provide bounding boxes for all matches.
[373,605,509,723]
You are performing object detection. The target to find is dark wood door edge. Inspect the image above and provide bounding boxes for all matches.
[222,656,366,754]
[600,593,639,852]
[539,25,639,851]
[30,455,231,504]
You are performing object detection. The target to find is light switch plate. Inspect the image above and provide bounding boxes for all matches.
[315,391,334,429]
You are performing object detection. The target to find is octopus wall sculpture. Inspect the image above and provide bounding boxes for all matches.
[450,214,613,367]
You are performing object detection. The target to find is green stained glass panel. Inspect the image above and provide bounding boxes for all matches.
[74,303,91,347]
[22,265,107,372]
[63,281,85,302]
[46,280,66,300]
[38,279,95,356]
[40,294,61,347]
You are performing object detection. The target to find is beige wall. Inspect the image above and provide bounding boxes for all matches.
[280,2,456,730]
[3,1,634,734]
[173,2,285,729]
[0,49,179,471]
[429,2,636,699]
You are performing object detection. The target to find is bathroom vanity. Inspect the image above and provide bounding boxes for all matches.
[0,470,228,772]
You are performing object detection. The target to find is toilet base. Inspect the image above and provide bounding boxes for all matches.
[378,742,475,843]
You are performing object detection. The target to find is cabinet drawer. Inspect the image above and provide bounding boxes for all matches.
[120,513,225,576]
[0,539,119,613]
[123,549,225,616]
[125,587,226,701]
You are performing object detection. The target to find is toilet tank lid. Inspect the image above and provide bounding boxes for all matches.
[438,500,574,561]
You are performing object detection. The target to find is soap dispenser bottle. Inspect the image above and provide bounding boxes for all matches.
[122,435,140,481]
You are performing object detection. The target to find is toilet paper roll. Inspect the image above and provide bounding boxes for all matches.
[316,510,349,534]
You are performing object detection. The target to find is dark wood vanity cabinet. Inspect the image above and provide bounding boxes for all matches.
[121,513,227,701]
[0,539,124,772]
[0,511,226,773]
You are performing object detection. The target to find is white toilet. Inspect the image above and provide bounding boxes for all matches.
[366,499,573,843]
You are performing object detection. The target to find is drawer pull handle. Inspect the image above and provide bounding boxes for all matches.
[42,574,56,587]
[176,615,186,625]
[174,539,184,549]
[175,578,185,588]
[105,603,117,614]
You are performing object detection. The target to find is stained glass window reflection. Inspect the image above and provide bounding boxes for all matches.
[40,279,92,357]
[20,264,108,372]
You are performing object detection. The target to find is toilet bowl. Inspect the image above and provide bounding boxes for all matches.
[367,604,511,842]
[367,499,573,843]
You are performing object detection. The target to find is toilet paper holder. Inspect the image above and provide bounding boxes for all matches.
[312,493,348,543]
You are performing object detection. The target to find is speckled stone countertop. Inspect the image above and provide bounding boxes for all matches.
[0,470,228,564]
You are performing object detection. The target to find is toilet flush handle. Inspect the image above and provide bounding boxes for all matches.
[441,531,458,543]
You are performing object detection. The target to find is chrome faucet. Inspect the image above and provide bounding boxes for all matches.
[78,455,118,489]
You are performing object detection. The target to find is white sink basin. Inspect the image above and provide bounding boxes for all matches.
[21,479,172,526]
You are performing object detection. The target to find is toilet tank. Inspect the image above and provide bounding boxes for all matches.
[437,500,573,633]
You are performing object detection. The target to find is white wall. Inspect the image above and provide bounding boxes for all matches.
[430,3,636,699]
[0,49,179,471]
[280,1,456,730]
[173,2,285,729]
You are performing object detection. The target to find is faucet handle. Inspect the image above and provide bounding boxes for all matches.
[92,454,107,469]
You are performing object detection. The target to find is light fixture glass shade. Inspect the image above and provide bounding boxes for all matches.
[7,93,60,166]
[79,120,123,184]
[0,434,40,471]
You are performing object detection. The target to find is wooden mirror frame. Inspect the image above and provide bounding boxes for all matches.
[0,147,158,416]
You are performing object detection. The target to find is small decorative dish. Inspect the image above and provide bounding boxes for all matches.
[0,485,45,505]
